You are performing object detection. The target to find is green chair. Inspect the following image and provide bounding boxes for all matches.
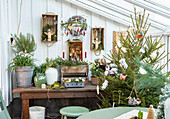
[60,106,89,119]
[0,90,11,119]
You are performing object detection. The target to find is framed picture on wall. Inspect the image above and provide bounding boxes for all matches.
[113,31,128,51]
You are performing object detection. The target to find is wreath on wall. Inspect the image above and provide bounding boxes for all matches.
[61,16,87,36]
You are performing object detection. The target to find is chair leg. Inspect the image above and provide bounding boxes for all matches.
[61,115,64,119]
[64,116,67,119]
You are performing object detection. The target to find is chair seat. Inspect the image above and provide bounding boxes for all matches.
[60,106,89,117]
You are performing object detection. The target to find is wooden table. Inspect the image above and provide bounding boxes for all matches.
[12,85,97,119]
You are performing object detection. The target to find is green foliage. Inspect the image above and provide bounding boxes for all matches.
[138,110,143,119]
[13,33,36,54]
[46,81,65,90]
[98,8,169,108]
[61,21,87,30]
[64,78,85,83]
[89,60,103,77]
[8,53,35,71]
[33,57,88,74]
[97,93,112,109]
[42,24,57,41]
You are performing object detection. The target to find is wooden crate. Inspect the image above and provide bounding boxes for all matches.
[91,28,105,50]
[61,65,89,85]
[68,41,83,61]
[41,14,58,42]
[113,31,128,51]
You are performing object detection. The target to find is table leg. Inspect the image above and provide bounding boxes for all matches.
[22,99,29,119]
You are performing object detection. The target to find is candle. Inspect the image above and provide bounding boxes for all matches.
[41,84,46,89]
[85,52,87,58]
[73,53,75,58]
[63,52,65,58]
[80,52,82,60]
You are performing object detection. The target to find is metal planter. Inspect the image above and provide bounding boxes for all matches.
[64,82,84,88]
[16,66,34,87]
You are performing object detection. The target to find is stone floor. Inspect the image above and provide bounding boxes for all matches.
[8,97,100,119]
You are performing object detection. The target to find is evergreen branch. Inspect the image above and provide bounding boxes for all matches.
[140,9,145,28]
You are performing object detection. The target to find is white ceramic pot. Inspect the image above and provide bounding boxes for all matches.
[45,67,58,85]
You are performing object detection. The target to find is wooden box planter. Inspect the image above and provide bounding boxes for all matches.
[61,65,89,85]
[41,14,58,42]
[91,28,105,50]
[64,82,84,88]
[68,41,83,61]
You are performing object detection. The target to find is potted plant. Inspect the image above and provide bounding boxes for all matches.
[90,59,103,85]
[8,52,35,87]
[64,77,85,88]
[13,33,36,55]
[9,33,37,87]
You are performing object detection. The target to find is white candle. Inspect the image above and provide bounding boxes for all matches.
[41,84,46,89]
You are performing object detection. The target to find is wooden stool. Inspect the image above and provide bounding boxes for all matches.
[60,106,89,119]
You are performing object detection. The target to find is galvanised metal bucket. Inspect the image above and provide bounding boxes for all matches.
[16,66,34,87]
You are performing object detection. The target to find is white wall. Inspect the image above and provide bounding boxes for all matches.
[8,0,129,65]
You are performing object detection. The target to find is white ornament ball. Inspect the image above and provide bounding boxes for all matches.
[150,52,157,59]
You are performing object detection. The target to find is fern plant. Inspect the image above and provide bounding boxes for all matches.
[13,33,36,54]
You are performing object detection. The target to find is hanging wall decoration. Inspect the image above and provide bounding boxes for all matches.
[91,27,105,56]
[113,31,128,51]
[61,16,87,37]
[68,41,83,61]
[41,14,58,42]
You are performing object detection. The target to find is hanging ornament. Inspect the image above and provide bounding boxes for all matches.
[120,74,127,80]
[129,26,135,32]
[101,80,108,90]
[137,28,144,39]
[139,67,147,74]
[81,30,86,36]
[150,52,157,59]
[68,25,73,30]
[137,33,143,39]
[139,48,145,53]
[128,97,141,105]
[75,27,80,33]
[65,30,69,36]
[121,47,127,53]
[140,28,144,36]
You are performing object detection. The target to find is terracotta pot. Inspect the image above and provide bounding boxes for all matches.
[91,77,99,85]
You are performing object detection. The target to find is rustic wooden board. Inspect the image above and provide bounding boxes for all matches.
[13,85,96,93]
[61,65,88,73]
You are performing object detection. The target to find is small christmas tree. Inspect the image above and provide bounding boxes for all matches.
[97,8,169,108]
